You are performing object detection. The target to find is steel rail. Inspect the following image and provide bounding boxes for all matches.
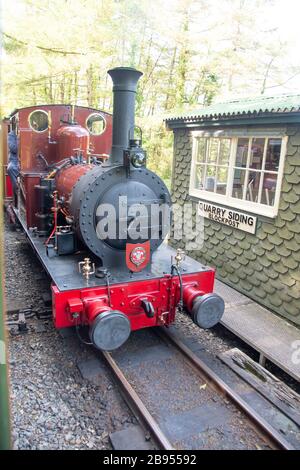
[159,327,294,451]
[101,350,173,450]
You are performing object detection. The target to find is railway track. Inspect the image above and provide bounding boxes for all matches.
[158,328,294,450]
[101,350,173,450]
[6,225,298,450]
[101,327,295,451]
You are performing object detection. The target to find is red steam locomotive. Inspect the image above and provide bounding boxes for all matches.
[3,67,224,351]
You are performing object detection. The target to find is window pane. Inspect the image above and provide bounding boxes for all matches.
[86,113,106,135]
[265,138,281,171]
[219,139,231,165]
[235,138,249,167]
[216,166,228,195]
[196,138,207,163]
[246,171,261,202]
[208,138,218,163]
[29,110,48,132]
[194,165,204,189]
[232,168,246,199]
[205,165,216,192]
[249,138,265,170]
[261,173,277,206]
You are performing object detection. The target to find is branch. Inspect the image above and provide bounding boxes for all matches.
[260,56,275,94]
[3,32,87,56]
[265,71,300,90]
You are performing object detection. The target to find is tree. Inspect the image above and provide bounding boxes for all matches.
[1,0,299,180]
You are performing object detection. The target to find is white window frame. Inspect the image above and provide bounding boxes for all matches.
[189,132,288,218]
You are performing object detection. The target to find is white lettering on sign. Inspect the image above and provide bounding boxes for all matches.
[198,202,257,234]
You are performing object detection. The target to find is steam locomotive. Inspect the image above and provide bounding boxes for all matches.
[4,67,224,351]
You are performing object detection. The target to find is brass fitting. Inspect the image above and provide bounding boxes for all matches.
[174,248,185,268]
[78,257,95,281]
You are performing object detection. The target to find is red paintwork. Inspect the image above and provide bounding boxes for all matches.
[57,124,90,160]
[183,285,205,311]
[84,298,111,322]
[19,174,41,228]
[4,103,219,341]
[5,174,13,198]
[51,269,215,330]
[126,241,150,272]
[6,104,112,228]
[55,164,93,206]
[1,119,10,200]
[17,105,112,172]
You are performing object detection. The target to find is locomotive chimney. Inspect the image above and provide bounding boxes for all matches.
[107,66,143,164]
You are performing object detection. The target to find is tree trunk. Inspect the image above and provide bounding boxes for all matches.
[164,47,177,111]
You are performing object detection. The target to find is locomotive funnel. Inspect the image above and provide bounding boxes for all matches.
[108,67,143,164]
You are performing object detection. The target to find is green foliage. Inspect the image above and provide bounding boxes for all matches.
[139,117,173,185]
[1,0,298,184]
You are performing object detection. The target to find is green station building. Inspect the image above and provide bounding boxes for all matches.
[166,94,300,326]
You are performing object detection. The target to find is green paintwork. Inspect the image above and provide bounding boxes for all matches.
[170,125,300,326]
[166,93,300,127]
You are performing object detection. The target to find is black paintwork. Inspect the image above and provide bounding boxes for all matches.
[14,207,212,292]
[13,67,209,293]
[107,67,143,165]
[70,164,171,266]
[56,230,76,255]
[65,67,171,268]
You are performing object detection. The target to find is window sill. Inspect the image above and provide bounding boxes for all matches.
[189,188,278,218]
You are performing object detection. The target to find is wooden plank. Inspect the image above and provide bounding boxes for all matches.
[219,348,300,427]
[220,303,300,382]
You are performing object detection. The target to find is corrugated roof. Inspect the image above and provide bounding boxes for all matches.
[165,93,300,123]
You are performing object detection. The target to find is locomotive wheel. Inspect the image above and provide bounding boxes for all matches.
[191,293,225,329]
[89,310,131,351]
